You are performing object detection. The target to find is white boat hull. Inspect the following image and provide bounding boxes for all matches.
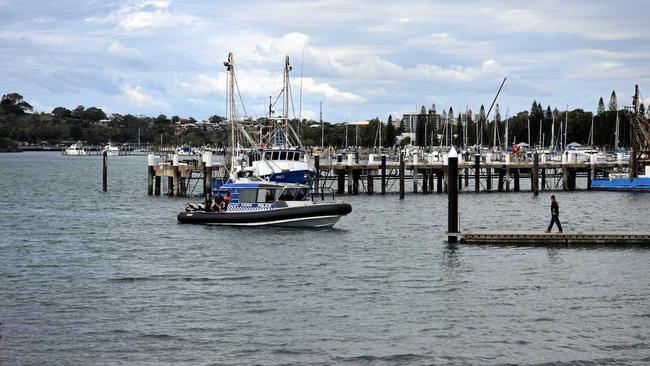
[64,149,88,156]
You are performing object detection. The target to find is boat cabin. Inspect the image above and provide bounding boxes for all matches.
[248,148,305,163]
[215,181,309,208]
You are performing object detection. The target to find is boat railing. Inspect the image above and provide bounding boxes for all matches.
[312,187,335,202]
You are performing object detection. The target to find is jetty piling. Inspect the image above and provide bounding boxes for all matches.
[532,152,539,196]
[474,154,480,193]
[399,152,405,199]
[203,151,213,198]
[102,151,107,192]
[147,154,154,195]
[381,155,387,195]
[447,147,459,244]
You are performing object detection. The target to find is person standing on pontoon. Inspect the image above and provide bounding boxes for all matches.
[545,195,563,233]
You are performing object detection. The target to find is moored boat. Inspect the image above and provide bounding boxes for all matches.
[63,141,89,156]
[592,166,650,192]
[102,143,120,156]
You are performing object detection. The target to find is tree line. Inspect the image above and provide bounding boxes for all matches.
[1,91,646,152]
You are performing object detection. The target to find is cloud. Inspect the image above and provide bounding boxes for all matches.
[178,67,366,105]
[85,0,194,32]
[120,85,168,107]
[107,41,142,58]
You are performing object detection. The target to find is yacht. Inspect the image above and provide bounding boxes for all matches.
[102,143,120,156]
[63,141,89,156]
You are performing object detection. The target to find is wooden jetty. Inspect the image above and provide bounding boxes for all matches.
[314,152,643,196]
[147,152,227,197]
[146,150,647,197]
[459,231,650,246]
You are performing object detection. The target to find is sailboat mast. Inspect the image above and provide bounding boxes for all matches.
[615,110,620,150]
[283,56,291,146]
[551,114,555,149]
[224,52,237,172]
[320,101,323,150]
[564,104,569,148]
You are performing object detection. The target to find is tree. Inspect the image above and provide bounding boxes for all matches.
[597,97,605,115]
[72,105,85,119]
[609,90,617,111]
[1,93,33,115]
[640,103,645,117]
[52,107,72,118]
[82,107,107,122]
[171,115,180,123]
[386,114,395,146]
[208,115,226,124]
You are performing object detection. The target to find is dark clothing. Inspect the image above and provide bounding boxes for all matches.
[548,199,562,232]
[548,215,563,232]
[551,200,559,216]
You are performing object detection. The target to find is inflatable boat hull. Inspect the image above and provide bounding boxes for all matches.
[177,203,352,228]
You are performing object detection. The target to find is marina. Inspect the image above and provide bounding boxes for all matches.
[3,1,650,363]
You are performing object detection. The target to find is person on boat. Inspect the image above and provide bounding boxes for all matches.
[265,189,275,203]
[212,194,223,212]
[205,193,212,212]
[222,192,231,211]
[545,195,563,233]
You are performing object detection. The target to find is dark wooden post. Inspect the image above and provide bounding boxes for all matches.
[399,152,405,199]
[154,175,161,196]
[429,170,434,194]
[474,154,480,193]
[587,168,592,190]
[448,148,459,244]
[314,155,320,197]
[436,170,443,193]
[498,169,504,191]
[541,168,546,191]
[562,167,569,191]
[486,167,492,191]
[513,169,520,192]
[367,169,374,194]
[353,169,360,195]
[532,152,539,196]
[337,154,345,194]
[102,151,107,192]
[381,155,386,195]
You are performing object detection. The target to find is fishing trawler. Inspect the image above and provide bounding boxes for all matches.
[230,55,316,185]
[178,178,351,227]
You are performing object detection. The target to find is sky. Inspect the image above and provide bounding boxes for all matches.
[1,0,649,122]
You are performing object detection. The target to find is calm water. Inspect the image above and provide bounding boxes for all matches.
[1,152,649,365]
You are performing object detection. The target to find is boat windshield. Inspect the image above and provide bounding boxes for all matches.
[278,187,308,201]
